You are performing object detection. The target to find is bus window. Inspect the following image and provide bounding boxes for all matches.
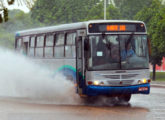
[29,48,35,57]
[45,47,53,58]
[120,35,149,69]
[46,34,54,46]
[16,38,22,48]
[56,34,64,45]
[35,35,44,58]
[134,35,148,57]
[30,36,35,47]
[66,33,76,45]
[29,36,35,57]
[36,35,44,47]
[36,48,43,57]
[45,34,54,58]
[22,36,30,55]
[65,33,76,58]
[54,33,64,58]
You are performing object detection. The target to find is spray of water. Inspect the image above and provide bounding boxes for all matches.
[0,47,80,104]
[0,47,129,106]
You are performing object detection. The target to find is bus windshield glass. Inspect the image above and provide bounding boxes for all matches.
[87,34,149,70]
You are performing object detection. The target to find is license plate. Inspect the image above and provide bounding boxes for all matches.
[138,87,148,91]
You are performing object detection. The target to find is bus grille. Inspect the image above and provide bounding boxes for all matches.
[103,74,138,80]
[122,80,134,85]
[121,74,138,79]
[103,75,120,79]
[107,80,134,86]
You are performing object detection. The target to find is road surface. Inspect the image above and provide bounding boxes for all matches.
[0,87,165,120]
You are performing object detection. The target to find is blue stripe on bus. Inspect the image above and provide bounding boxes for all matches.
[56,65,85,90]
[55,65,76,81]
[85,83,150,96]
[56,65,82,80]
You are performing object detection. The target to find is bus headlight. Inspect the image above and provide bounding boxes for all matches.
[93,81,100,86]
[87,81,104,86]
[138,78,148,84]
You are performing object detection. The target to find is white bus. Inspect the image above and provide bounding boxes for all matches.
[15,20,151,102]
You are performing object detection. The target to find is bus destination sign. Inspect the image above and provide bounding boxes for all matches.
[88,23,146,33]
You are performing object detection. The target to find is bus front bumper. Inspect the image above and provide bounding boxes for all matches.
[85,83,150,96]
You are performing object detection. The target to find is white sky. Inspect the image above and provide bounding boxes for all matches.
[8,4,30,13]
[2,0,30,13]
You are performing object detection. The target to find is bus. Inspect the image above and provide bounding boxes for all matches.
[15,20,150,102]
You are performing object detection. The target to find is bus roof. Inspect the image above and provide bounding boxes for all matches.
[16,20,145,37]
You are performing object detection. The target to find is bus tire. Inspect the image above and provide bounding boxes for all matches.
[81,96,98,104]
[66,75,74,82]
[117,94,131,102]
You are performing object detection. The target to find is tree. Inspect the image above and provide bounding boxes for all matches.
[31,0,102,25]
[0,0,35,23]
[106,4,122,19]
[85,2,121,20]
[135,0,165,80]
[85,2,104,20]
[114,0,152,20]
[31,0,121,25]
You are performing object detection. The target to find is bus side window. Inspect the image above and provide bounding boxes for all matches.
[16,38,22,49]
[45,34,54,58]
[65,33,76,58]
[22,36,30,56]
[29,36,36,57]
[54,33,64,58]
[36,35,44,58]
[16,38,23,54]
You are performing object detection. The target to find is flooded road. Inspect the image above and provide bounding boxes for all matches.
[0,87,164,120]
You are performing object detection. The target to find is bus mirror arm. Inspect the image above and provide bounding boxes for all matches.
[84,37,90,51]
[84,36,91,59]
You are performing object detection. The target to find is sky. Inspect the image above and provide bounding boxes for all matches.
[4,0,30,13]
[8,4,29,13]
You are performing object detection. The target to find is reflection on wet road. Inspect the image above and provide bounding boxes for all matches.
[0,87,165,120]
[131,87,165,120]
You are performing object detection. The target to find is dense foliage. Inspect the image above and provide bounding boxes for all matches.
[114,0,152,19]
[31,0,100,25]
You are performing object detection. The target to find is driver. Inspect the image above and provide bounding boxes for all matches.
[121,43,135,61]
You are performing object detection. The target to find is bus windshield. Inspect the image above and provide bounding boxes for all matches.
[87,34,149,70]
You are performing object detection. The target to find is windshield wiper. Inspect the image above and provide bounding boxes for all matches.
[101,33,112,56]
[125,32,134,50]
[105,39,112,56]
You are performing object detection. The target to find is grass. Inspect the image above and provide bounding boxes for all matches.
[150,72,165,81]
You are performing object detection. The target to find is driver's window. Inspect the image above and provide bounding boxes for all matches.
[134,35,147,57]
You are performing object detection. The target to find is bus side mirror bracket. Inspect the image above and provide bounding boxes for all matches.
[84,37,89,51]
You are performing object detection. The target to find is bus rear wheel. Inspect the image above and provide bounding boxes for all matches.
[117,94,131,102]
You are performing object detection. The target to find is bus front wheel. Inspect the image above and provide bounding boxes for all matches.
[117,94,131,102]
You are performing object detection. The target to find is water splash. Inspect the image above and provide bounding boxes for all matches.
[0,47,80,104]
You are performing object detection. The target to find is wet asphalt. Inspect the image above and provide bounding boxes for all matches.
[0,86,165,120]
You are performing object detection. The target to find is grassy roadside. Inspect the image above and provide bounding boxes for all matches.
[150,72,165,81]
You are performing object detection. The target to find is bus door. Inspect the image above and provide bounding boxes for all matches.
[76,36,84,94]
[22,36,29,56]
[23,42,28,55]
